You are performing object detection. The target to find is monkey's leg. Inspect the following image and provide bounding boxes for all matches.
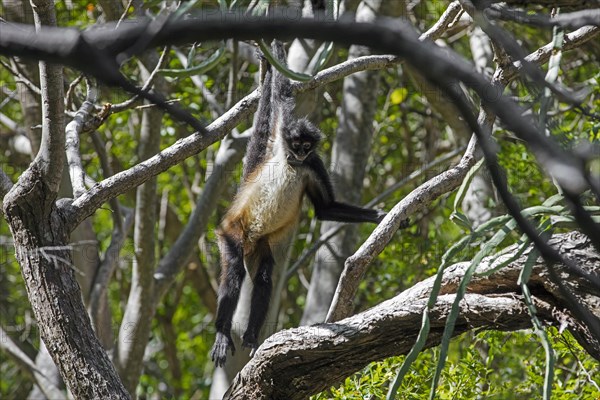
[242,237,275,355]
[210,232,245,367]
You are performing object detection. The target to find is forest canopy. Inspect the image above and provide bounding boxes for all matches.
[0,1,599,399]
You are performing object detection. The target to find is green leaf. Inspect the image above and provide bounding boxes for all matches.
[429,217,518,400]
[259,40,312,82]
[160,45,225,78]
[450,211,472,232]
[453,158,484,215]
[186,43,198,69]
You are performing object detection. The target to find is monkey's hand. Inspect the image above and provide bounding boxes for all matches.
[376,210,410,228]
[210,332,235,368]
[376,210,387,223]
[242,332,259,357]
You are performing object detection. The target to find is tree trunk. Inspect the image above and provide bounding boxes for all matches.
[3,169,130,399]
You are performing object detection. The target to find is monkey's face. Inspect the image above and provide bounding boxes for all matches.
[285,120,322,165]
[288,139,315,164]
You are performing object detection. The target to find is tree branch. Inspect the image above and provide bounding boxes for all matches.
[65,80,97,198]
[29,0,65,195]
[226,233,600,399]
[496,25,599,85]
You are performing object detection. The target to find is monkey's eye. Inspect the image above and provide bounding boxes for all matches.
[292,142,300,150]
[303,142,312,150]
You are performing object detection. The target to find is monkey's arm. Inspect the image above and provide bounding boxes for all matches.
[305,156,386,224]
[243,62,273,179]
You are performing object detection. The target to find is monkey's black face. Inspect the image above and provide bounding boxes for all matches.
[287,137,315,164]
[285,120,322,166]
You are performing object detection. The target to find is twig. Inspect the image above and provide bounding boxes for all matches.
[115,0,134,30]
[110,46,171,112]
[0,58,41,96]
[65,74,84,111]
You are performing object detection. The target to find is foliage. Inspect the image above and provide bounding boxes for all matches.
[0,0,598,399]
[315,330,600,400]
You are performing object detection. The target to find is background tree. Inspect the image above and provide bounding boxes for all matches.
[0,1,599,399]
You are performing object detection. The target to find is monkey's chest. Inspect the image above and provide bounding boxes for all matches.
[244,164,305,239]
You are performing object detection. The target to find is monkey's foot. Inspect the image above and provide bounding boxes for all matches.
[399,218,410,229]
[210,332,235,368]
[242,333,259,357]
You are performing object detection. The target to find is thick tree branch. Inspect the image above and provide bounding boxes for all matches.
[28,0,65,196]
[226,233,600,399]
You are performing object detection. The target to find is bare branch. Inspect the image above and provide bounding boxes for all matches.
[110,46,170,113]
[28,1,65,195]
[421,1,463,40]
[0,58,41,96]
[88,206,133,327]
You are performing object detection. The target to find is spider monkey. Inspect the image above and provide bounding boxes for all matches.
[210,42,386,367]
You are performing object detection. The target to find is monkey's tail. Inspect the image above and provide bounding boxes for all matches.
[270,40,293,104]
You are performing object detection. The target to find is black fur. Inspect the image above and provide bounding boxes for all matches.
[243,63,273,179]
[210,232,245,368]
[242,238,274,353]
[304,153,386,223]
